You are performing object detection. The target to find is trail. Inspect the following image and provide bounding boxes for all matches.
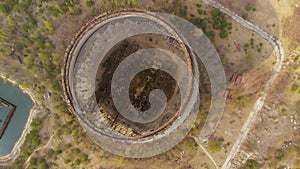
[198,0,285,168]
[24,132,56,168]
[191,136,219,169]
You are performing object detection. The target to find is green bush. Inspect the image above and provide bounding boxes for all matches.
[80,153,88,162]
[184,138,197,151]
[86,0,95,7]
[37,52,49,60]
[54,149,62,156]
[0,4,10,15]
[71,128,78,136]
[113,0,118,6]
[197,9,203,15]
[275,149,284,162]
[29,158,38,167]
[295,160,300,168]
[132,0,136,5]
[220,30,229,39]
[245,5,253,11]
[118,156,124,165]
[64,159,71,164]
[244,159,260,169]
[291,83,299,92]
[245,53,255,64]
[250,38,254,48]
[181,5,188,16]
[208,137,224,152]
[211,8,221,18]
[74,159,81,165]
[242,13,249,19]
[42,19,54,32]
[70,6,82,15]
[72,148,80,156]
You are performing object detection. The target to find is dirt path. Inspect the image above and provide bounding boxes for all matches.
[198,0,285,168]
[24,131,56,168]
[190,136,219,169]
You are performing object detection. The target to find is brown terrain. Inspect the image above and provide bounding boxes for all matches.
[0,0,298,169]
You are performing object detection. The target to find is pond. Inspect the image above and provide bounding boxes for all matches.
[0,78,33,155]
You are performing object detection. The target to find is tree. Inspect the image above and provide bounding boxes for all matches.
[197,9,203,15]
[24,57,33,65]
[64,159,71,164]
[86,0,95,7]
[113,0,118,6]
[46,148,55,158]
[206,30,215,38]
[70,6,81,15]
[132,0,136,5]
[29,158,38,167]
[28,16,37,27]
[211,8,221,18]
[0,4,10,15]
[54,149,62,156]
[72,148,80,156]
[250,38,254,48]
[275,149,285,162]
[80,153,88,162]
[219,30,229,39]
[74,159,81,165]
[118,156,124,165]
[37,52,49,60]
[71,128,78,136]
[181,5,188,16]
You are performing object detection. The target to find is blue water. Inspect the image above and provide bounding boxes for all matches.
[0,78,33,155]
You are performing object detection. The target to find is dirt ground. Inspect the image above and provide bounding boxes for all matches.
[0,0,299,168]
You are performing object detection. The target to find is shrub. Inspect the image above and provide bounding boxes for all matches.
[64,159,71,164]
[71,128,78,136]
[275,149,284,162]
[86,0,95,7]
[242,13,249,19]
[37,52,49,60]
[219,30,229,39]
[70,6,81,15]
[208,137,224,152]
[211,8,221,18]
[295,160,300,168]
[197,9,203,15]
[113,0,118,6]
[244,159,260,169]
[245,5,252,11]
[29,158,37,167]
[181,5,188,16]
[291,83,299,92]
[0,4,10,15]
[80,153,88,162]
[118,156,124,165]
[132,0,136,5]
[72,148,80,156]
[24,57,33,65]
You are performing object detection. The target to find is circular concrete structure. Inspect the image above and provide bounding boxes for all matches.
[63,10,200,158]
